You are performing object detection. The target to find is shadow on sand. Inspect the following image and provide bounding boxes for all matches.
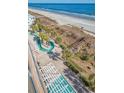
[63,68,90,93]
[47,51,62,61]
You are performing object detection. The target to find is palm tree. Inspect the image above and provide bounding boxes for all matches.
[31,24,39,32]
[37,24,44,31]
[35,24,39,31]
[43,34,49,42]
[43,26,52,35]
[39,32,44,41]
[88,74,95,91]
[39,32,49,43]
[31,25,36,33]
[51,31,57,38]
[35,18,41,24]
[56,36,62,44]
[62,49,73,61]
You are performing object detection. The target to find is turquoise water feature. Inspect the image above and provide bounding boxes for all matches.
[31,31,54,52]
[47,75,76,93]
[38,40,54,52]
[36,36,54,52]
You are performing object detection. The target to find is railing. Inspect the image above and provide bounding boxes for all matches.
[28,41,48,93]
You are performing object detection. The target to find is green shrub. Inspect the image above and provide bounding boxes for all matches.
[79,74,95,92]
[80,55,89,61]
[56,36,62,44]
[79,75,90,86]
[60,44,65,50]
[65,62,79,74]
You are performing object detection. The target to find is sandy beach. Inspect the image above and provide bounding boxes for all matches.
[29,8,95,34]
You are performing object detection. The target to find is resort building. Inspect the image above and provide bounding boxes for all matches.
[28,14,36,30]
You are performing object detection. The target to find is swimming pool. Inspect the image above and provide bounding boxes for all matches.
[33,32,54,52]
[47,75,76,93]
[41,63,76,93]
[36,37,54,52]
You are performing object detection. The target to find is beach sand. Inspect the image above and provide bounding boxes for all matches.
[29,8,95,34]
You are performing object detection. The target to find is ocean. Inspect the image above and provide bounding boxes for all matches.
[28,3,95,18]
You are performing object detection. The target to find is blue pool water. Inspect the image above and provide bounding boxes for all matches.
[31,32,54,52]
[48,75,76,93]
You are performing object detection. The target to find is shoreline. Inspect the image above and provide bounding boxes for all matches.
[29,8,95,37]
[29,7,95,20]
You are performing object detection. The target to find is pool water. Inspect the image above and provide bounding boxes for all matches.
[47,75,76,93]
[32,31,54,53]
[36,37,54,52]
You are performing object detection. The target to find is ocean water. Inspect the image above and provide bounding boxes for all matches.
[28,3,95,17]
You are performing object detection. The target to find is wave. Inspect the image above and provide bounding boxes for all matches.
[29,6,95,21]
